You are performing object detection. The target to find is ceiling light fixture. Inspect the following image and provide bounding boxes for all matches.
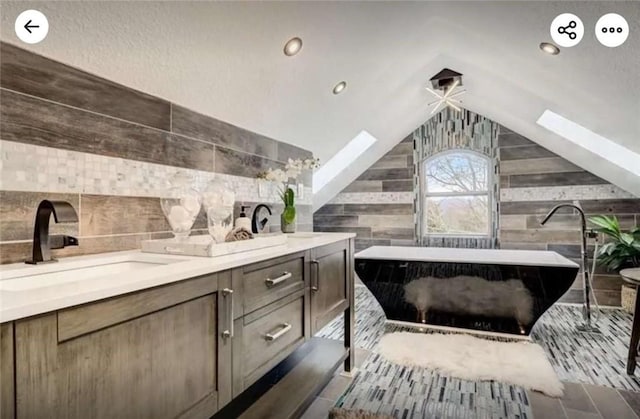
[283,37,303,56]
[539,42,560,55]
[333,81,347,95]
[426,69,466,115]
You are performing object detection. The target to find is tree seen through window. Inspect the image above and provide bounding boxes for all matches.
[422,151,490,235]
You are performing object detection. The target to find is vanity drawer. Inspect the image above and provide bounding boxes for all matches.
[241,292,305,387]
[241,252,305,314]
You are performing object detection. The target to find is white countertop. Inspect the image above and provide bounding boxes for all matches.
[355,246,579,268]
[0,232,355,323]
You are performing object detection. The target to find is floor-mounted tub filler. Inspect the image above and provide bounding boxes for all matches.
[540,201,601,333]
[354,246,579,336]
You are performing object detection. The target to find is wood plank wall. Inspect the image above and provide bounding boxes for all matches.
[498,126,639,306]
[0,42,313,264]
[314,135,415,253]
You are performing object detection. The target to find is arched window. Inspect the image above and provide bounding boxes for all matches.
[421,150,491,236]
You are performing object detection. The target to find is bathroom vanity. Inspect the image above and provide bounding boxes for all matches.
[0,233,355,419]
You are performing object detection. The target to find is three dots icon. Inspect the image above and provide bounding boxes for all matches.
[595,13,629,47]
[601,27,623,34]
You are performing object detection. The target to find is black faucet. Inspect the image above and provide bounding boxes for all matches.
[26,200,79,264]
[251,204,272,234]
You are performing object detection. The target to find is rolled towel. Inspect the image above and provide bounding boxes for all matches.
[225,227,254,242]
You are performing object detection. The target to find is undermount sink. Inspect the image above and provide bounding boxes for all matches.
[0,254,183,291]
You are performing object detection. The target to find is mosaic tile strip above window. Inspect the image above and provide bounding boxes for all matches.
[414,108,499,158]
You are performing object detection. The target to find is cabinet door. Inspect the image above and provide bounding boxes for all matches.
[310,240,350,334]
[14,273,231,419]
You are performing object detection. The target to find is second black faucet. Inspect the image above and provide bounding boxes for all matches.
[251,204,272,234]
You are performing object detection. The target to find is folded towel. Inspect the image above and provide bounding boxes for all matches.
[225,227,254,242]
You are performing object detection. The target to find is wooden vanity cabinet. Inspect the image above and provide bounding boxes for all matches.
[309,240,353,335]
[10,271,234,419]
[0,236,356,419]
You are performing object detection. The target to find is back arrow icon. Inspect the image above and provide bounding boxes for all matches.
[24,19,39,34]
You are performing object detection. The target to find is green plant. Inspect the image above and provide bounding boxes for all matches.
[281,187,296,224]
[589,215,640,271]
[256,158,320,228]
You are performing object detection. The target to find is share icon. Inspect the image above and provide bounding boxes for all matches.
[558,20,577,40]
[551,13,584,47]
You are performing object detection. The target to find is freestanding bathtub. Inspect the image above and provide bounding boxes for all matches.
[355,246,579,336]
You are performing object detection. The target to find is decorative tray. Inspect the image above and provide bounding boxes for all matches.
[141,233,288,257]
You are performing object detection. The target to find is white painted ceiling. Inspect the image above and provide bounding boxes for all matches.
[1,1,639,208]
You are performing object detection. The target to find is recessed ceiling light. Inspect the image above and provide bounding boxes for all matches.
[332,81,347,95]
[283,37,303,56]
[539,42,560,55]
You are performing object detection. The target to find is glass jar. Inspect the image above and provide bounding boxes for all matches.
[207,207,234,243]
[202,177,235,243]
[160,172,202,240]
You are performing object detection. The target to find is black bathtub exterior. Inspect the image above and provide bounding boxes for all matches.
[355,257,578,335]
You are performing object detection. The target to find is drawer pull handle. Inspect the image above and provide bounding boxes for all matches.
[265,272,292,287]
[311,260,320,292]
[265,323,292,341]
[221,288,234,338]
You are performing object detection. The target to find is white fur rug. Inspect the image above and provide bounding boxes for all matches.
[378,332,564,397]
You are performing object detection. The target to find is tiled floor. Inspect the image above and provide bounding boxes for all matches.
[303,363,640,419]
[304,285,640,418]
[531,305,640,391]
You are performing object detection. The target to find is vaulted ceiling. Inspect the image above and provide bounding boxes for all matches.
[1,1,638,208]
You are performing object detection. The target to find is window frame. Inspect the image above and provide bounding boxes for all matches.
[419,149,493,238]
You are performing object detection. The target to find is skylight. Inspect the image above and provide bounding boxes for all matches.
[537,110,640,177]
[313,130,377,193]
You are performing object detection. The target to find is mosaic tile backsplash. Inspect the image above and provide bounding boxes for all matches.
[0,140,312,204]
